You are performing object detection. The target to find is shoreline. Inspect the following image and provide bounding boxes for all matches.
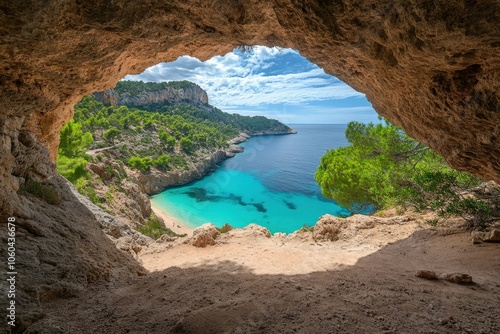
[151,204,194,236]
[147,130,297,237]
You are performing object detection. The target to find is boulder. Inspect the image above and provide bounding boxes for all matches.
[186,223,220,247]
[471,229,500,243]
[439,273,473,284]
[313,214,348,241]
[415,270,438,280]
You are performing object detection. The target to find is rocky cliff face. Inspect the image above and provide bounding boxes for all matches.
[93,83,209,107]
[133,150,227,195]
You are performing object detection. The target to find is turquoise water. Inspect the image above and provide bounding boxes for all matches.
[151,124,351,234]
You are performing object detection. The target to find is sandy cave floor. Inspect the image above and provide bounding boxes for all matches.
[37,225,500,334]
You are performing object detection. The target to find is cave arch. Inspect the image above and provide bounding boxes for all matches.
[1,0,499,207]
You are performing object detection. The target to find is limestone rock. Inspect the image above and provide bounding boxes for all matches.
[133,150,227,195]
[241,224,272,238]
[70,181,155,253]
[313,215,349,241]
[415,270,439,280]
[93,83,208,107]
[226,144,244,158]
[186,223,220,247]
[471,229,500,243]
[439,273,473,284]
[87,163,113,180]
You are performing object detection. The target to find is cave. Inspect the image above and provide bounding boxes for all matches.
[1,1,499,332]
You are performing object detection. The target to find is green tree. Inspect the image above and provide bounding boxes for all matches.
[104,128,121,144]
[58,120,93,158]
[127,156,153,172]
[180,137,194,153]
[315,120,489,227]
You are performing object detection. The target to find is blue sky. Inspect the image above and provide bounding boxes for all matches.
[124,46,379,124]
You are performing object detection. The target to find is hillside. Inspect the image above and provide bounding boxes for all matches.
[57,80,295,231]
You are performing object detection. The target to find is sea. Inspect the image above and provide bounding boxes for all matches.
[150,124,351,234]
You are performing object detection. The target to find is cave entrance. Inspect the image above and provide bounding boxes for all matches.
[70,46,378,235]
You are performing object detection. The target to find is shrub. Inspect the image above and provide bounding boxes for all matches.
[127,156,153,172]
[154,154,171,171]
[56,156,89,182]
[217,223,234,233]
[20,179,61,205]
[137,215,187,239]
[298,224,314,232]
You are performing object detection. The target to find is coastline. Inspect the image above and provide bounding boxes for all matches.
[146,130,297,236]
[151,204,194,236]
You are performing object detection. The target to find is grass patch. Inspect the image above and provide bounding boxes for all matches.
[137,215,187,239]
[217,223,234,233]
[298,224,314,232]
[20,178,61,205]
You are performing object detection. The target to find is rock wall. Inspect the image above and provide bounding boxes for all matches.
[133,150,228,195]
[93,83,209,107]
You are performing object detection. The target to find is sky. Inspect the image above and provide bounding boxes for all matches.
[124,46,379,124]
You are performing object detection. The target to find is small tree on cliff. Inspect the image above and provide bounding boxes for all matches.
[104,128,121,145]
[315,119,491,228]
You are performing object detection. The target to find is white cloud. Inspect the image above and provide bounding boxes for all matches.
[123,46,365,110]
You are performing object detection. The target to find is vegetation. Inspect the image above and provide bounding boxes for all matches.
[315,119,494,229]
[217,223,234,233]
[298,224,314,232]
[137,215,187,239]
[55,80,293,231]
[20,178,61,205]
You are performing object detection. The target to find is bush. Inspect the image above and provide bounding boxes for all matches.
[104,128,121,143]
[217,223,234,233]
[127,156,153,172]
[20,179,61,205]
[137,215,187,239]
[57,156,89,182]
[298,224,314,232]
[154,154,171,171]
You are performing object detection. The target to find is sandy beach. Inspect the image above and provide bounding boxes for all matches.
[151,205,194,236]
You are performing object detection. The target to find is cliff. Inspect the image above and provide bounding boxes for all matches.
[93,81,209,107]
[133,149,227,195]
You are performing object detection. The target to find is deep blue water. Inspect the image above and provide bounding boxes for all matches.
[150,124,351,234]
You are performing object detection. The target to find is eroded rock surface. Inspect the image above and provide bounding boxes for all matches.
[186,223,220,247]
[93,82,209,107]
[1,0,499,197]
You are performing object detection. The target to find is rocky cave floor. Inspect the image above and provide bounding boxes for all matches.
[29,221,500,334]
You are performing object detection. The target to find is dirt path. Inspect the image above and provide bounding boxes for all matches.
[35,223,500,333]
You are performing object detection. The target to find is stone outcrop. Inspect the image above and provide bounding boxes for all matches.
[186,223,220,247]
[471,229,500,243]
[93,83,208,107]
[0,176,146,331]
[312,214,412,242]
[133,149,227,195]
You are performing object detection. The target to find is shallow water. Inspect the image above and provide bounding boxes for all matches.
[150,124,351,234]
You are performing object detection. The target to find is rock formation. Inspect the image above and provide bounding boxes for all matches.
[133,149,228,195]
[93,83,209,107]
